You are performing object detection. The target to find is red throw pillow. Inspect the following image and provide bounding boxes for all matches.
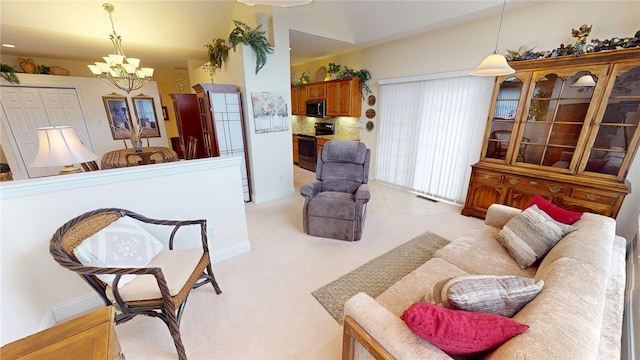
[525,194,582,224]
[401,302,529,356]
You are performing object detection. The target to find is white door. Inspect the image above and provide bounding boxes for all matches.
[0,86,93,178]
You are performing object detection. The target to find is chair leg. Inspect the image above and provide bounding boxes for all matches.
[166,310,187,360]
[205,263,222,294]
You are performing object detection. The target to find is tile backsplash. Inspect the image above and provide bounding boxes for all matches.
[292,116,361,138]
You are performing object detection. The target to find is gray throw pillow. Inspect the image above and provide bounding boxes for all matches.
[494,205,577,269]
[425,275,544,318]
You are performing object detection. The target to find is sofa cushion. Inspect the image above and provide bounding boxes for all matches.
[434,227,537,278]
[495,205,577,269]
[73,216,164,287]
[307,191,355,219]
[425,275,544,318]
[376,257,469,317]
[525,194,582,224]
[401,302,529,356]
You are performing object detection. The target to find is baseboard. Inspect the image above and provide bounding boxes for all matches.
[49,293,105,324]
[622,236,638,360]
[47,241,252,325]
[211,240,252,264]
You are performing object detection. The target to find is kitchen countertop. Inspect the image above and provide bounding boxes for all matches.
[292,132,360,141]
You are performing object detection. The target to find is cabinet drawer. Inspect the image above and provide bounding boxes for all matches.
[570,187,619,206]
[503,176,569,195]
[557,198,614,217]
[473,170,502,183]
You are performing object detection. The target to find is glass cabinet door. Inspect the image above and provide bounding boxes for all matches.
[581,63,640,179]
[515,65,608,170]
[483,73,530,162]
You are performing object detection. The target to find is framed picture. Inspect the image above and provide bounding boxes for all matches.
[162,105,169,121]
[102,94,133,140]
[131,95,161,138]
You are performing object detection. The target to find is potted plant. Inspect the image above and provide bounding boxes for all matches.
[204,37,230,71]
[294,71,311,87]
[0,64,20,84]
[228,20,274,74]
[328,62,341,79]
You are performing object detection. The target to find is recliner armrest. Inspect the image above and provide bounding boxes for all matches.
[355,184,370,202]
[300,180,321,198]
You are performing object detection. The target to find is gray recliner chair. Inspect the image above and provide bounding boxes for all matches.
[300,140,371,241]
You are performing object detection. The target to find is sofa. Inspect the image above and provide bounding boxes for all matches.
[343,203,627,359]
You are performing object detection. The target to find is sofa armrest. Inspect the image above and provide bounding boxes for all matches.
[485,204,521,229]
[300,180,321,198]
[343,292,452,360]
[355,184,371,202]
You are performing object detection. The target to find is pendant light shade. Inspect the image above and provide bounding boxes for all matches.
[471,0,515,77]
[571,74,596,87]
[470,53,515,76]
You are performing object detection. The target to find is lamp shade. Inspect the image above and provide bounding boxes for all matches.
[30,126,98,173]
[470,53,515,76]
[572,74,596,87]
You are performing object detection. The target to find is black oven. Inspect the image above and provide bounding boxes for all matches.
[297,135,317,172]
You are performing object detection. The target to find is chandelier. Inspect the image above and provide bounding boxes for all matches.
[87,3,154,93]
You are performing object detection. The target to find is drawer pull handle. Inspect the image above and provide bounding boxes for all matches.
[509,179,519,185]
[586,193,600,200]
[529,181,539,185]
[549,186,560,193]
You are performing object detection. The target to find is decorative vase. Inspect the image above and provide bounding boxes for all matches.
[130,135,143,153]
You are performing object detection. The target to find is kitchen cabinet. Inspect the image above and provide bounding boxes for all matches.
[170,93,206,158]
[0,306,122,360]
[462,48,640,219]
[316,137,329,159]
[326,77,362,117]
[291,85,307,116]
[193,83,252,202]
[292,134,299,164]
[306,83,326,100]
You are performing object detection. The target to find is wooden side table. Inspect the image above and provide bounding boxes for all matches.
[0,306,124,360]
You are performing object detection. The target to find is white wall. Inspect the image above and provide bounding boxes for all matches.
[0,157,250,345]
[0,73,169,180]
[287,1,640,240]
[189,6,296,204]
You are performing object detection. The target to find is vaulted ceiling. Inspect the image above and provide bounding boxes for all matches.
[0,1,539,70]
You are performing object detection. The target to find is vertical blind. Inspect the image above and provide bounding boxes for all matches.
[376,74,494,203]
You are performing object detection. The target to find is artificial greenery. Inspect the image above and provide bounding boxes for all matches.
[338,66,372,98]
[328,62,341,75]
[37,65,51,74]
[294,71,311,87]
[204,20,274,75]
[228,20,274,74]
[0,64,20,84]
[205,37,230,71]
[506,27,640,61]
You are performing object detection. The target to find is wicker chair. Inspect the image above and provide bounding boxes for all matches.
[49,208,222,360]
[81,161,100,172]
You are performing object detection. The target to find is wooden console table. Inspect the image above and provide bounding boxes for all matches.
[0,306,123,360]
[101,146,179,169]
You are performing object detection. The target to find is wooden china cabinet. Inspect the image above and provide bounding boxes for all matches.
[462,48,640,219]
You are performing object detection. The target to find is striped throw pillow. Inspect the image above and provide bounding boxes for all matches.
[494,205,577,269]
[426,275,544,317]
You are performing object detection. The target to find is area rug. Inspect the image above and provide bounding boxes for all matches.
[312,231,450,324]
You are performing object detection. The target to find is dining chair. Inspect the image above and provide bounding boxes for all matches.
[185,136,198,160]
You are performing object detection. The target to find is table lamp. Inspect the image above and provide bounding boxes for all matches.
[30,126,99,174]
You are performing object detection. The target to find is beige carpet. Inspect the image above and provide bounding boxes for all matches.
[114,167,483,359]
[312,231,449,325]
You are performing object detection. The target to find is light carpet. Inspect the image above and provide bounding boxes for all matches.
[312,231,450,325]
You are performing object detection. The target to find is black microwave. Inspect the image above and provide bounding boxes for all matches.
[306,99,326,118]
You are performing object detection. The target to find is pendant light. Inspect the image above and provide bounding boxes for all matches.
[470,0,515,76]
